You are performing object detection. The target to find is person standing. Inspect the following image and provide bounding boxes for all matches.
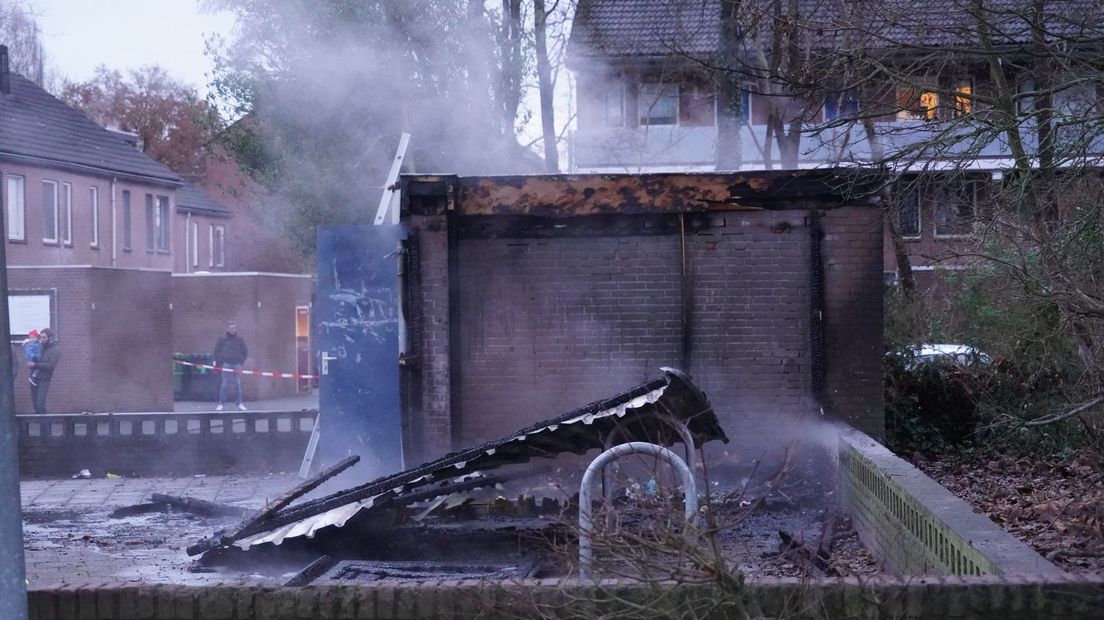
[28,328,59,414]
[213,321,248,411]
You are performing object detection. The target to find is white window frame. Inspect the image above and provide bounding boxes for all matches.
[121,190,132,251]
[89,186,99,248]
[190,220,199,268]
[212,224,225,268]
[41,180,59,244]
[6,175,25,241]
[638,82,679,126]
[146,193,170,253]
[60,183,73,246]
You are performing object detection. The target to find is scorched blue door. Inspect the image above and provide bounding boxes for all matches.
[315,225,405,479]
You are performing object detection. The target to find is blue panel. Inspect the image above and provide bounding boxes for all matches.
[315,225,405,479]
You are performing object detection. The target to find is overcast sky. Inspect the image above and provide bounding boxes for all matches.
[34,0,236,94]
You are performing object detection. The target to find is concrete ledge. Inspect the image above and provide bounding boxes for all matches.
[26,575,1104,619]
[838,428,1065,578]
[17,410,317,477]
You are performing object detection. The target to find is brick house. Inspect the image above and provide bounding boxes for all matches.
[567,0,1102,286]
[0,53,310,413]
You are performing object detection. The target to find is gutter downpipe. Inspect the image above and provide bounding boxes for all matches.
[110,178,117,266]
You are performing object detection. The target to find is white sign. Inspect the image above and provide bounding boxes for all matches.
[8,294,50,336]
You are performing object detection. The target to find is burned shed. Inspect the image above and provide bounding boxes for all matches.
[399,171,884,464]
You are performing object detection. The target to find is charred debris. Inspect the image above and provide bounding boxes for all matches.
[171,368,729,582]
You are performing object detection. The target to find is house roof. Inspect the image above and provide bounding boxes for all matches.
[570,0,720,60]
[569,0,1104,62]
[0,73,182,186]
[176,183,232,218]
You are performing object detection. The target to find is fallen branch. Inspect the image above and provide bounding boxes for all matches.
[1024,394,1104,427]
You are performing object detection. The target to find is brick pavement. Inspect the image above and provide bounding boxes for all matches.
[21,473,301,587]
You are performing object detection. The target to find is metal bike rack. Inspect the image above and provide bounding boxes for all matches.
[578,441,697,581]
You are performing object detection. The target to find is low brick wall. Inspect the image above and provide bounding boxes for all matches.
[17,410,317,477]
[25,575,1104,619]
[838,428,1065,578]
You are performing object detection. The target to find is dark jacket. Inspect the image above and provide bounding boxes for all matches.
[34,341,61,381]
[214,333,248,366]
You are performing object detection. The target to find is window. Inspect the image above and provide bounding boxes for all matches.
[6,176,24,241]
[190,220,198,268]
[601,86,624,127]
[210,224,225,268]
[122,190,132,251]
[60,183,72,245]
[825,91,859,121]
[1016,79,1035,116]
[933,182,977,238]
[897,87,939,121]
[89,187,99,248]
[680,82,716,126]
[638,83,678,125]
[145,193,169,252]
[41,180,58,243]
[954,83,973,117]
[898,186,921,238]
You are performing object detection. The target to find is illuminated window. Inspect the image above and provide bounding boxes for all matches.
[897,87,939,120]
[954,83,973,117]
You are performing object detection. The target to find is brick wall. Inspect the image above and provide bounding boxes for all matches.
[2,162,176,271]
[455,233,683,447]
[822,207,885,437]
[7,266,172,413]
[405,176,886,458]
[17,410,316,477]
[407,214,453,462]
[171,273,313,401]
[839,428,1064,578]
[25,576,1104,619]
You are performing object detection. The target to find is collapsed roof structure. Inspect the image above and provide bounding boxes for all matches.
[190,368,728,558]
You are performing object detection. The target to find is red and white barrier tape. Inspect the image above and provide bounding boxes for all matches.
[173,359,318,380]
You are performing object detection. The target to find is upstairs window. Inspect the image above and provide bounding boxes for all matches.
[210,224,225,268]
[41,180,58,244]
[601,86,624,127]
[638,83,678,126]
[954,83,973,117]
[6,175,24,241]
[89,187,99,248]
[824,91,859,122]
[145,193,170,253]
[60,183,72,246]
[897,87,939,121]
[121,190,132,251]
[933,181,978,238]
[679,82,716,126]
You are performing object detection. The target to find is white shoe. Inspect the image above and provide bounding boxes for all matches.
[215,404,224,412]
[237,403,247,411]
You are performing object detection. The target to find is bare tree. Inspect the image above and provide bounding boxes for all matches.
[0,1,46,87]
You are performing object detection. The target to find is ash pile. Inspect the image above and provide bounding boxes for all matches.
[186,368,729,585]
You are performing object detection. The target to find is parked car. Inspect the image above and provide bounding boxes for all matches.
[903,343,992,368]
